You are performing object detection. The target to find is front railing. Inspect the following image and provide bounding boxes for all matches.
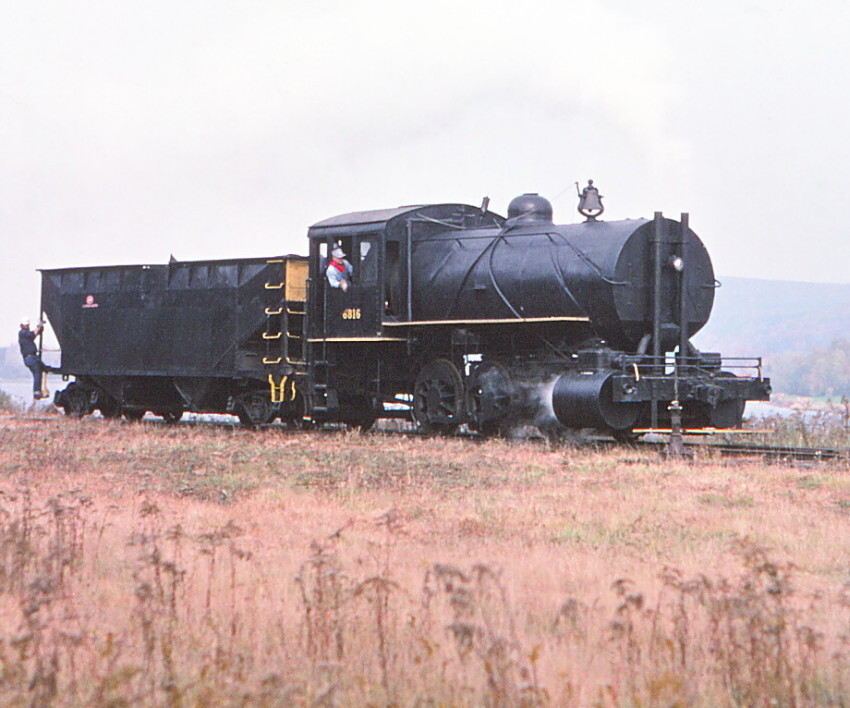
[620,354,765,382]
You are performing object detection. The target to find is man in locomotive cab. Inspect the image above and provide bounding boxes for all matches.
[326,245,353,292]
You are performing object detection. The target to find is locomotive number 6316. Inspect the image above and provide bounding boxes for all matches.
[342,308,361,320]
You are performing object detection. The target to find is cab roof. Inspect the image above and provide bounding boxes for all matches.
[308,203,505,239]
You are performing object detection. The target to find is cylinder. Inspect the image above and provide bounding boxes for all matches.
[551,372,641,431]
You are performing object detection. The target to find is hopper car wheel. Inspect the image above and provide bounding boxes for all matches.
[158,409,184,424]
[97,394,121,419]
[63,383,93,418]
[123,407,146,422]
[412,359,464,435]
[236,390,277,429]
[281,391,314,430]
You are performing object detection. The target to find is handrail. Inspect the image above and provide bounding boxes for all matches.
[623,354,765,380]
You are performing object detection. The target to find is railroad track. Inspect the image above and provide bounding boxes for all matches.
[628,438,846,463]
[685,441,845,462]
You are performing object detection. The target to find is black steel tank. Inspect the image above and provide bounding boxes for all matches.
[410,194,715,352]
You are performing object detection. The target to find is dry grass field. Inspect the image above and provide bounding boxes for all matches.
[2,410,850,706]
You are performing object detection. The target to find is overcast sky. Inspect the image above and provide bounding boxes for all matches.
[2,0,849,346]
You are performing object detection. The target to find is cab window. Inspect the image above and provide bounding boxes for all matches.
[359,237,377,285]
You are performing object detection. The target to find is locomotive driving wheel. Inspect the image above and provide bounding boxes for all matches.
[467,363,515,437]
[412,359,465,435]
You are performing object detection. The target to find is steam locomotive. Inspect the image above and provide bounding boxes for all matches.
[42,191,770,437]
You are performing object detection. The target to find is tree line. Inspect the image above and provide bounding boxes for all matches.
[0,345,24,379]
[766,338,850,398]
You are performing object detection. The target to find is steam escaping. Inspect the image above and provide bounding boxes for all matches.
[505,371,639,443]
[530,376,559,430]
[498,375,571,442]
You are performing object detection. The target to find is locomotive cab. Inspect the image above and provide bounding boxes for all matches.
[306,203,505,340]
[308,233,383,339]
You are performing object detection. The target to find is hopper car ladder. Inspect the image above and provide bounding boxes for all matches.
[262,259,307,406]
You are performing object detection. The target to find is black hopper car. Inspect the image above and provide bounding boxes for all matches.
[41,192,770,437]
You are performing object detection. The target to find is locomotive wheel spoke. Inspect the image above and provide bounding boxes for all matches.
[412,359,464,435]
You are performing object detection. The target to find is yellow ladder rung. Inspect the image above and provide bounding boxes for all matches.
[262,356,282,365]
[265,306,283,315]
[262,332,282,340]
[265,282,284,290]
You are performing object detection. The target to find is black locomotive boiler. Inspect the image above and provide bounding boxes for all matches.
[42,192,770,437]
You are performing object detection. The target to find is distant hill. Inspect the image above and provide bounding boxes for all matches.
[0,344,24,379]
[694,277,850,360]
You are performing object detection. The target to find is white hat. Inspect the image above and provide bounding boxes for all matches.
[332,246,345,258]
[20,316,30,326]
